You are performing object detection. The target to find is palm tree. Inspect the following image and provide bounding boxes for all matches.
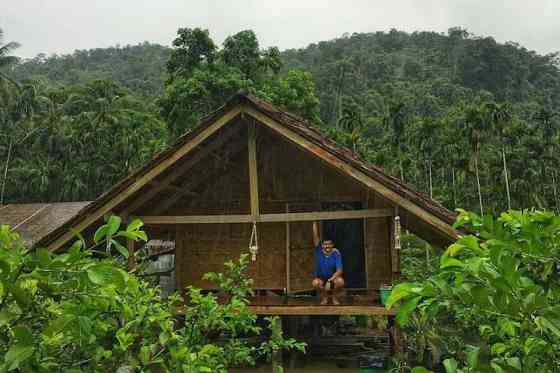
[463,103,488,216]
[415,119,440,199]
[0,83,42,204]
[384,99,408,181]
[338,107,364,153]
[0,28,20,84]
[535,107,559,212]
[487,102,513,210]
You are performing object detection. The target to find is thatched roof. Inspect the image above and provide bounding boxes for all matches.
[0,202,91,245]
[2,94,458,249]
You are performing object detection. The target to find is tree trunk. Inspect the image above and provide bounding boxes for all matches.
[451,167,457,208]
[474,156,484,216]
[399,157,404,183]
[428,159,433,199]
[502,146,511,210]
[0,137,14,205]
[552,169,559,213]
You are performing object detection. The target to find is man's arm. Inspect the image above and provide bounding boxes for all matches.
[312,221,320,248]
[329,269,343,282]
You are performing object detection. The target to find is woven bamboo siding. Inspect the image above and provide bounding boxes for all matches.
[365,194,393,289]
[257,127,367,213]
[175,222,286,289]
[288,221,316,292]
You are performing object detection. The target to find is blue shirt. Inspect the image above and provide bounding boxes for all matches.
[314,244,343,279]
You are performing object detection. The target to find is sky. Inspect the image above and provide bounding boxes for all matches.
[2,0,559,58]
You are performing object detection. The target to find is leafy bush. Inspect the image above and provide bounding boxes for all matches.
[387,209,560,372]
[0,218,304,372]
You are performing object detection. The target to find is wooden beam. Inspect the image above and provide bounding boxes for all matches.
[49,106,242,251]
[122,123,241,215]
[140,214,254,225]
[248,305,396,316]
[248,121,260,220]
[286,204,290,293]
[148,181,199,195]
[363,197,369,289]
[260,209,393,223]
[137,209,392,225]
[244,106,458,241]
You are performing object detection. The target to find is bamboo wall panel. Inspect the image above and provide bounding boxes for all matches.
[175,222,286,290]
[366,194,392,289]
[288,221,316,292]
[258,127,367,213]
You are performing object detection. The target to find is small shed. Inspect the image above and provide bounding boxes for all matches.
[1,94,458,317]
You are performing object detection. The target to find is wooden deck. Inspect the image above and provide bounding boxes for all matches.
[247,293,396,316]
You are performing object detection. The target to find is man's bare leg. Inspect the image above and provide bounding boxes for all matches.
[331,277,345,305]
[312,278,329,305]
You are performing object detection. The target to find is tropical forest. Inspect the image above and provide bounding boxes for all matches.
[1,21,560,372]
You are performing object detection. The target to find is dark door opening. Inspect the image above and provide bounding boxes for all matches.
[321,202,366,289]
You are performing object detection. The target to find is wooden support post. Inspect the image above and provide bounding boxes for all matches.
[248,121,260,221]
[285,204,290,293]
[389,315,405,356]
[127,238,135,271]
[363,194,369,289]
[271,316,284,373]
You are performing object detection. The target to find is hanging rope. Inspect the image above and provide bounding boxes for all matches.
[394,215,401,251]
[249,221,259,262]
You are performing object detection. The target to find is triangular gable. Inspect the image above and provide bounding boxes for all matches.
[37,94,458,251]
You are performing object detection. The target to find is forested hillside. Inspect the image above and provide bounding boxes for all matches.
[3,28,560,215]
[10,43,170,99]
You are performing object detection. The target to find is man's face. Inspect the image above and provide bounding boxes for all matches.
[322,240,334,254]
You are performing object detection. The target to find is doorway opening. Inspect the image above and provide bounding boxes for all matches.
[321,202,366,289]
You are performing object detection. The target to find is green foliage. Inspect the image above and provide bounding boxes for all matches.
[0,221,305,371]
[11,43,170,99]
[387,209,560,372]
[5,27,560,215]
[0,79,169,203]
[282,29,560,214]
[159,28,321,135]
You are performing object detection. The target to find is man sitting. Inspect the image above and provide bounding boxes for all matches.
[311,221,344,305]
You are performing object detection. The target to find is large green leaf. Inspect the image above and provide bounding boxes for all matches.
[93,226,109,244]
[440,255,463,269]
[466,346,480,369]
[126,218,144,232]
[106,215,122,236]
[13,325,33,346]
[442,358,458,373]
[535,316,560,338]
[111,239,129,259]
[10,283,31,307]
[36,248,52,267]
[87,264,125,288]
[396,295,421,326]
[4,344,33,371]
[384,283,417,309]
